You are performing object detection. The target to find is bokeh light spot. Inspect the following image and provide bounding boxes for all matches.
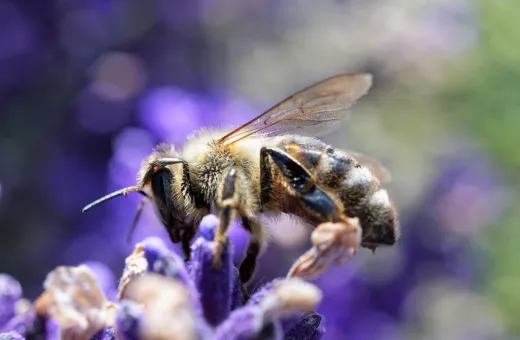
[422,2,479,54]
[404,280,505,338]
[89,52,147,101]
[109,127,156,188]
[139,87,202,144]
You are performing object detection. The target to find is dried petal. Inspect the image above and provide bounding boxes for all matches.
[83,262,118,302]
[0,331,24,340]
[34,265,115,340]
[285,312,324,340]
[246,280,302,335]
[288,218,361,280]
[259,278,322,319]
[190,214,234,326]
[118,237,199,310]
[122,274,199,340]
[0,275,22,328]
[118,244,148,300]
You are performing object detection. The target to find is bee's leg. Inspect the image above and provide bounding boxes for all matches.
[214,168,239,269]
[239,215,266,285]
[262,147,343,221]
[264,147,362,278]
[181,228,195,262]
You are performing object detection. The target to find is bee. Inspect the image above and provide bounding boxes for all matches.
[82,73,399,288]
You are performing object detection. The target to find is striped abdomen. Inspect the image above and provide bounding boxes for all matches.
[271,135,398,248]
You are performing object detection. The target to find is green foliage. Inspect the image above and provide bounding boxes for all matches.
[436,1,520,333]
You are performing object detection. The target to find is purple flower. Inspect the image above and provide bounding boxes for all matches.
[33,265,117,339]
[0,275,22,329]
[117,214,325,340]
[0,214,327,339]
[0,275,37,338]
[0,331,25,340]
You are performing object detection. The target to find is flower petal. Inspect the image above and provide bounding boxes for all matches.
[83,262,118,302]
[0,313,37,337]
[0,298,36,337]
[285,312,325,340]
[230,268,245,310]
[0,331,25,340]
[216,278,323,340]
[259,278,322,319]
[190,215,235,326]
[118,274,204,340]
[214,306,281,340]
[92,327,117,340]
[0,275,22,328]
[118,237,200,312]
[116,300,142,340]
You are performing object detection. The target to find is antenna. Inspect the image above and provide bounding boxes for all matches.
[82,186,150,213]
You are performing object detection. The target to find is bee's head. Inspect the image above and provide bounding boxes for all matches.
[139,155,192,243]
[82,144,192,244]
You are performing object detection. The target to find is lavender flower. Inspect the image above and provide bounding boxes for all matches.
[117,214,325,340]
[0,331,25,340]
[0,275,37,338]
[0,275,22,329]
[33,265,117,339]
[0,214,327,339]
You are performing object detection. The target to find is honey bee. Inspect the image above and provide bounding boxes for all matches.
[83,73,399,287]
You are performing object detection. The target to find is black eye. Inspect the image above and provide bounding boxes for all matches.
[151,169,175,226]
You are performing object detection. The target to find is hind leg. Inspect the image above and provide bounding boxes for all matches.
[261,147,361,278]
[261,147,345,221]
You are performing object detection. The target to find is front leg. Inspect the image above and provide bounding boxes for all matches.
[213,168,239,269]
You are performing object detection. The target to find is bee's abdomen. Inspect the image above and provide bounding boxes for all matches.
[276,136,398,246]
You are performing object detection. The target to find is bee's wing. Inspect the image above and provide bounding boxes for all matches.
[217,73,373,145]
[347,150,392,184]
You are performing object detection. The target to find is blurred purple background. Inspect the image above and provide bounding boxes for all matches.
[1,0,518,338]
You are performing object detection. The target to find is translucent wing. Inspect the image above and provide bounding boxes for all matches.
[217,73,373,145]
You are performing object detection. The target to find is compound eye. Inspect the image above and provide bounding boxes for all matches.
[150,169,176,226]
